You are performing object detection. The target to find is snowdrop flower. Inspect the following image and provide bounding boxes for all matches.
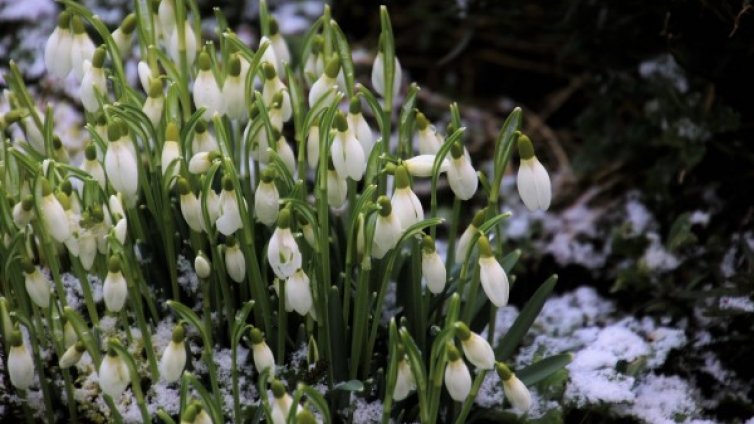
[45,11,73,78]
[206,190,222,227]
[444,343,471,402]
[255,170,279,226]
[268,18,290,72]
[331,112,366,181]
[223,55,246,121]
[7,330,34,391]
[393,355,417,401]
[52,135,70,163]
[371,41,402,100]
[191,120,218,154]
[299,216,316,249]
[161,122,181,178]
[271,128,296,175]
[143,78,165,127]
[39,179,71,244]
[79,228,97,271]
[303,35,324,84]
[258,36,279,76]
[193,52,223,120]
[216,176,243,236]
[296,408,322,424]
[347,96,374,156]
[391,165,423,230]
[447,142,478,200]
[267,208,302,279]
[80,46,108,112]
[59,341,86,369]
[372,196,402,259]
[104,121,139,203]
[103,257,128,313]
[114,218,128,245]
[327,161,348,208]
[250,327,275,375]
[168,19,198,65]
[478,235,510,307]
[516,134,552,211]
[112,13,137,58]
[63,321,78,349]
[308,57,340,111]
[160,324,187,383]
[286,269,313,316]
[137,60,153,93]
[496,362,532,412]
[99,345,130,399]
[455,322,495,370]
[70,16,96,81]
[404,154,450,178]
[194,252,211,279]
[12,195,34,229]
[414,112,442,155]
[20,113,45,154]
[193,409,212,424]
[22,260,50,309]
[224,237,246,283]
[180,403,200,424]
[188,150,220,174]
[421,235,446,294]
[81,144,106,189]
[158,0,176,37]
[177,178,202,233]
[270,380,294,424]
[261,63,292,123]
[306,123,320,170]
[455,209,485,264]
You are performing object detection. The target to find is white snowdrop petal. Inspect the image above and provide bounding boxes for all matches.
[461,333,495,370]
[103,271,128,313]
[255,182,279,226]
[98,354,130,399]
[479,257,510,307]
[9,345,34,390]
[422,251,446,294]
[41,194,71,244]
[285,270,313,316]
[252,342,275,374]
[393,359,417,401]
[267,228,302,279]
[444,359,472,402]
[504,375,533,411]
[159,341,187,383]
[225,246,246,283]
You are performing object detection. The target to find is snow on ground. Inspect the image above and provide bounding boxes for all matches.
[481,286,720,423]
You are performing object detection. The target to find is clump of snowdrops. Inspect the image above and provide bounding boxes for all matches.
[0,1,569,422]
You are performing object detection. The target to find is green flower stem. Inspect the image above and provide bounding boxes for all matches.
[316,97,343,387]
[454,370,488,424]
[409,239,427,351]
[277,278,287,364]
[231,302,255,424]
[380,319,400,424]
[462,267,482,323]
[445,197,462,267]
[487,305,498,344]
[174,0,192,122]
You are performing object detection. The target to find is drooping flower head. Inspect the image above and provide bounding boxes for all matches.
[516,134,552,211]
